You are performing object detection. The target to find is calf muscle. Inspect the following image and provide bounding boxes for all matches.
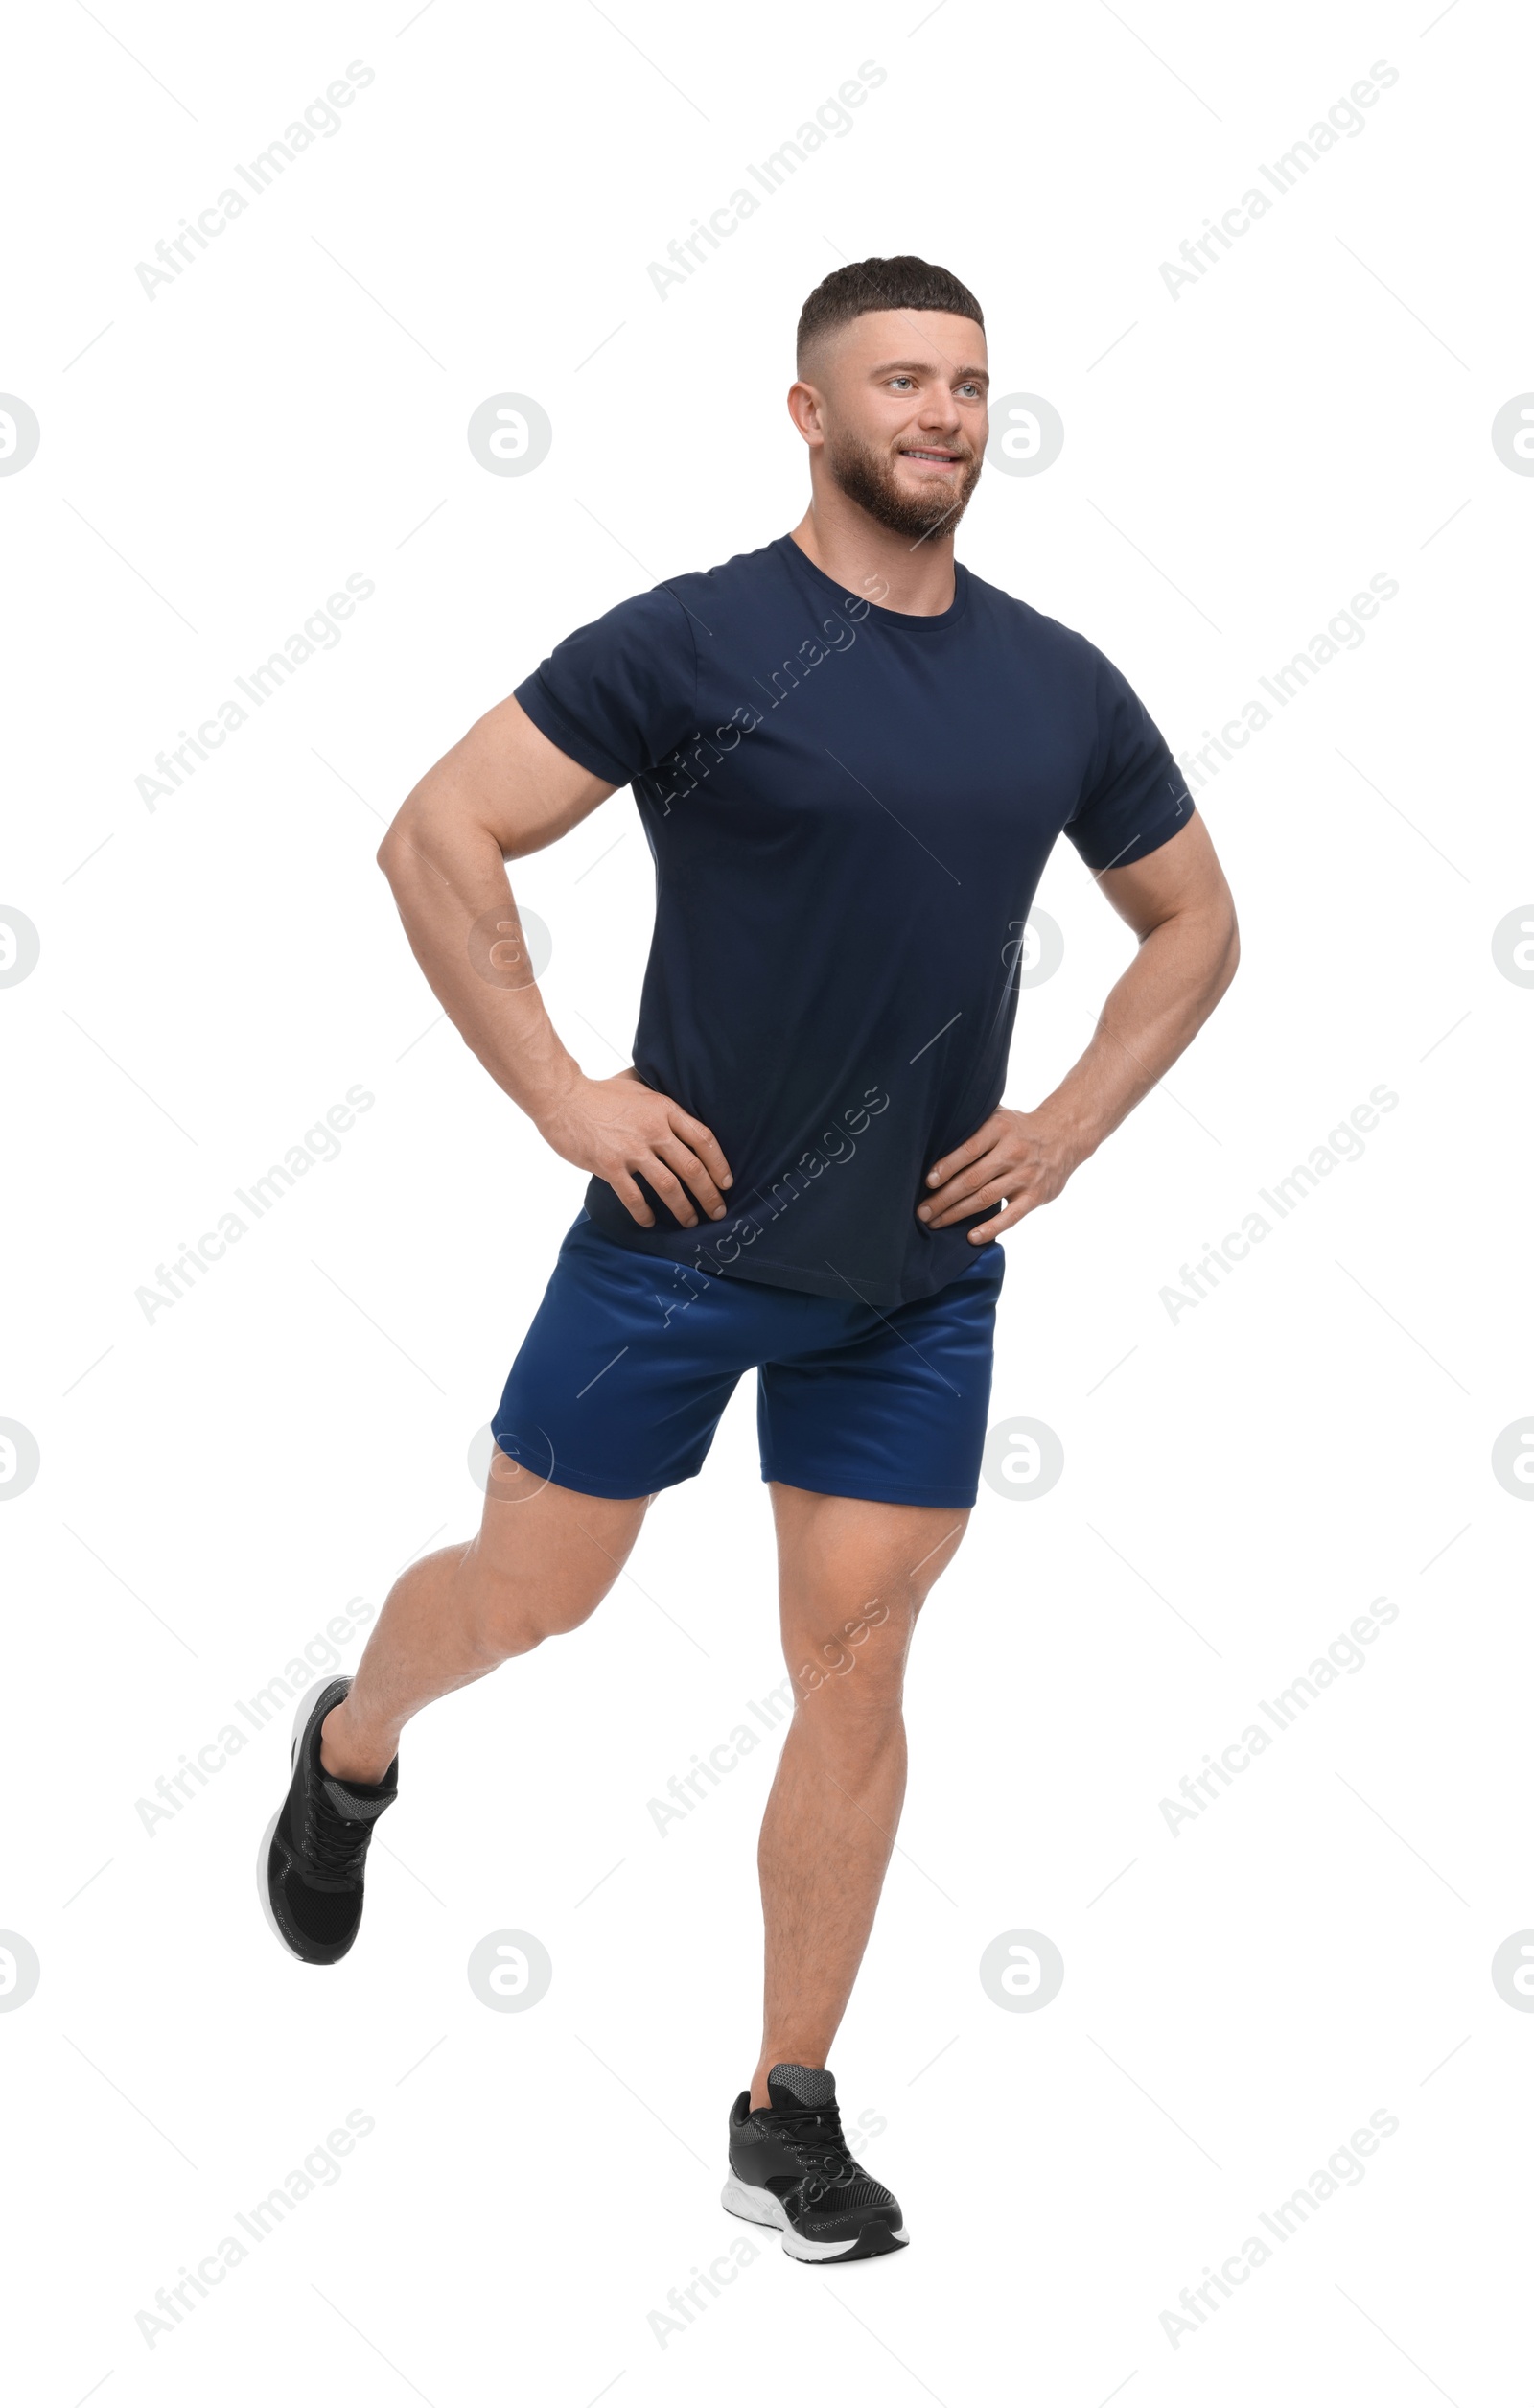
[319,1458,647,1783]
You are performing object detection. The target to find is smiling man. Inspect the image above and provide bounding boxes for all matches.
[262,256,1238,2263]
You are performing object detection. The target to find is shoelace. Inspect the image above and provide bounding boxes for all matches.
[757,2101,862,2202]
[300,1778,375,1885]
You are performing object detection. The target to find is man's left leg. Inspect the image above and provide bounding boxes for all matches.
[749,1482,968,2107]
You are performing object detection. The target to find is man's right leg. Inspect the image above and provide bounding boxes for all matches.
[319,1450,650,1784]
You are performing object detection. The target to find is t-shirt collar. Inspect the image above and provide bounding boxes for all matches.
[772,531,970,635]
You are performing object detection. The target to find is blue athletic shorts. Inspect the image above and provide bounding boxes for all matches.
[491,1211,1004,1509]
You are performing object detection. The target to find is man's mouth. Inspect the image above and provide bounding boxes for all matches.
[898,447,964,466]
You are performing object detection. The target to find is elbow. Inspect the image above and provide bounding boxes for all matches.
[376,802,419,888]
[1217,905,1241,997]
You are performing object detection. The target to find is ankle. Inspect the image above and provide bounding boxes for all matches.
[749,2051,825,2112]
[318,1701,394,1786]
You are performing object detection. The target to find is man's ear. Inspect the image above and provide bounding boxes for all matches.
[787,378,825,445]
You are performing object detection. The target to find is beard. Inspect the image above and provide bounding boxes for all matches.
[823,425,984,543]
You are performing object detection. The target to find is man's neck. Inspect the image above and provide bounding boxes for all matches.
[787,496,958,618]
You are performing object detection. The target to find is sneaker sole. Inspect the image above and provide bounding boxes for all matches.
[720,2174,908,2262]
[255,1676,352,1964]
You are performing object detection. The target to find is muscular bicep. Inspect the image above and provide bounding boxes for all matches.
[393,693,619,867]
[1095,812,1233,943]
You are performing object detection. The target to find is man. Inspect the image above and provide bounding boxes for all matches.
[262,256,1238,2263]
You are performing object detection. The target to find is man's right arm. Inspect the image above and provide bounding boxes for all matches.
[377,694,732,1229]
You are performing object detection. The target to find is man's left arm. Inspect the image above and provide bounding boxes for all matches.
[918,815,1239,1242]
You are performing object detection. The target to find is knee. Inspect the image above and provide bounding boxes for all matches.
[788,1596,915,1718]
[463,1567,609,1666]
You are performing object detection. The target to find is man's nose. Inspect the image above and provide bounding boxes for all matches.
[916,393,962,435]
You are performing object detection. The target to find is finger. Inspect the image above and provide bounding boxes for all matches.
[655,1134,727,1221]
[670,1109,733,1191]
[927,1173,1014,1228]
[640,1154,702,1228]
[968,1196,1032,1240]
[607,1167,656,1228]
[918,1151,1008,1222]
[923,1123,995,1190]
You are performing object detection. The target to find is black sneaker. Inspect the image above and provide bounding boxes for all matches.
[722,2065,907,2262]
[259,1677,397,1965]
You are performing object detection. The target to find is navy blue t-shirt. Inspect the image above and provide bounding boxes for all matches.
[515,534,1193,1309]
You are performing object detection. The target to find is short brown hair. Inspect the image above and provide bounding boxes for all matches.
[796,255,985,370]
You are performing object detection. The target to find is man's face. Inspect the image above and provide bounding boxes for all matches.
[797,310,989,542]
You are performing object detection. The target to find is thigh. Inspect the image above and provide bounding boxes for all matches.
[769,1484,969,1703]
[461,1447,653,1639]
[756,1244,1004,1512]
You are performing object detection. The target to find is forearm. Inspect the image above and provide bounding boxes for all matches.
[378,803,579,1132]
[1043,900,1239,1162]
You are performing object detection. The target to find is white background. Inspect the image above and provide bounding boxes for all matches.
[4,0,1531,2400]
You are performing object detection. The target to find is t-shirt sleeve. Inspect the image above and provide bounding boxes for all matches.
[1063,648,1196,874]
[513,584,698,787]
